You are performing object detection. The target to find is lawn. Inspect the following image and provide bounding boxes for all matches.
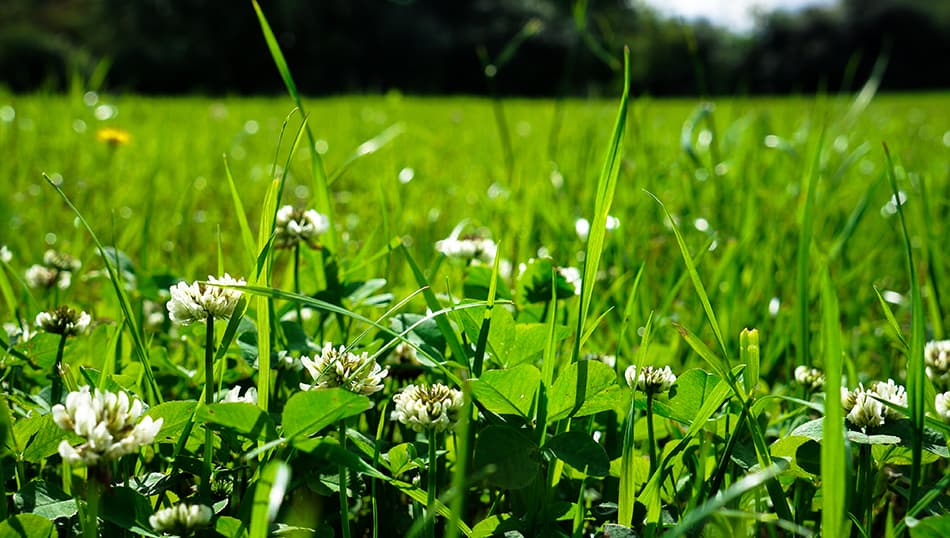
[1,79,950,536]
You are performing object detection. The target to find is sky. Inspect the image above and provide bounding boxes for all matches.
[639,0,836,33]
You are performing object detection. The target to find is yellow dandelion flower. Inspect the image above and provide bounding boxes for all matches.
[96,127,131,146]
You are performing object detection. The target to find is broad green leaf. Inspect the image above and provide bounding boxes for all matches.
[199,402,277,441]
[547,360,618,421]
[471,514,519,538]
[473,425,540,490]
[22,416,76,463]
[909,514,950,538]
[13,480,76,520]
[215,516,248,538]
[281,389,371,440]
[0,514,55,538]
[654,368,722,424]
[99,486,159,537]
[292,437,388,481]
[518,258,578,303]
[545,431,610,477]
[462,305,567,368]
[771,436,820,478]
[147,400,199,445]
[471,364,541,418]
[463,265,513,301]
[385,442,419,478]
[22,333,60,369]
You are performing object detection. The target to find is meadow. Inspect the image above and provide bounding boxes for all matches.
[1,32,950,538]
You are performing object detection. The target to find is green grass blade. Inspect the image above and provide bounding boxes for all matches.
[43,174,162,403]
[254,179,279,412]
[249,460,291,538]
[251,0,336,253]
[575,46,630,362]
[223,155,258,265]
[883,143,925,503]
[820,266,848,537]
[328,123,405,184]
[872,286,909,352]
[796,129,826,367]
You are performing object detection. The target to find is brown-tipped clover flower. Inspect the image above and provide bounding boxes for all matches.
[925,340,950,391]
[274,205,329,249]
[52,386,163,466]
[391,383,464,433]
[794,365,825,391]
[841,379,907,431]
[166,274,245,325]
[149,503,213,535]
[25,264,71,289]
[36,306,91,336]
[300,343,388,395]
[624,365,677,395]
[43,249,81,272]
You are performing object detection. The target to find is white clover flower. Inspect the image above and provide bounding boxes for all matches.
[935,392,950,423]
[52,386,163,466]
[166,274,245,325]
[149,503,213,534]
[794,365,825,391]
[221,385,258,405]
[842,379,907,431]
[391,383,464,433]
[274,205,329,249]
[925,340,950,390]
[43,249,81,272]
[142,300,167,332]
[4,321,33,344]
[35,306,91,336]
[435,233,496,264]
[624,365,677,395]
[0,245,11,263]
[25,264,71,289]
[300,342,388,395]
[556,266,582,296]
[583,352,616,369]
[389,341,420,366]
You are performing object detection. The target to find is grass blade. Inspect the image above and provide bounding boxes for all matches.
[820,266,849,537]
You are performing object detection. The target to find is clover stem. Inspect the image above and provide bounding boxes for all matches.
[202,313,215,502]
[427,431,439,538]
[339,419,352,538]
[646,393,658,475]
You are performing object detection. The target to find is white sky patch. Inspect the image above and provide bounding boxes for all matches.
[637,0,835,33]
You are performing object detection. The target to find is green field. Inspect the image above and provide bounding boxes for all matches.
[1,87,950,537]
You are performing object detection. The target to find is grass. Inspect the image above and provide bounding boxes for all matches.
[1,54,950,536]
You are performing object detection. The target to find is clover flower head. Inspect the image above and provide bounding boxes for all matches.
[435,233,496,264]
[43,249,81,272]
[300,343,388,395]
[36,306,91,336]
[389,341,420,366]
[557,266,582,296]
[274,205,329,249]
[25,264,71,289]
[925,340,950,390]
[794,365,825,391]
[0,245,11,264]
[391,383,464,433]
[52,386,163,466]
[842,379,906,431]
[583,352,616,369]
[149,503,213,535]
[222,385,258,405]
[166,273,245,325]
[624,365,677,395]
[4,321,34,344]
[935,392,950,423]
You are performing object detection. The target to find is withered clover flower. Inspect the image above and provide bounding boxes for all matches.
[391,383,464,433]
[52,386,163,466]
[36,306,91,336]
[274,205,329,249]
[624,365,677,395]
[166,274,245,325]
[300,343,388,395]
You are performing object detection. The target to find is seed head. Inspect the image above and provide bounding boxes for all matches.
[166,274,245,325]
[391,383,464,432]
[624,365,677,395]
[274,205,329,249]
[300,343,388,395]
[35,306,91,336]
[52,386,163,466]
[149,503,213,535]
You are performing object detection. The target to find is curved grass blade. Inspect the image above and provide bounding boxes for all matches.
[328,123,405,185]
[820,266,849,537]
[249,460,291,538]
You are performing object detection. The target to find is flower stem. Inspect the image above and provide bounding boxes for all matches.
[860,443,873,532]
[202,314,215,502]
[339,420,351,538]
[51,333,67,404]
[646,393,658,475]
[427,432,438,538]
[81,470,102,538]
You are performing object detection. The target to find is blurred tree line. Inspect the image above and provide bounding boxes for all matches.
[1,0,948,95]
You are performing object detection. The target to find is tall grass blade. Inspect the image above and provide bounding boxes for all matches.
[796,129,825,367]
[43,174,162,403]
[575,46,630,361]
[254,179,279,412]
[820,267,848,537]
[883,143,925,503]
[249,460,291,538]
